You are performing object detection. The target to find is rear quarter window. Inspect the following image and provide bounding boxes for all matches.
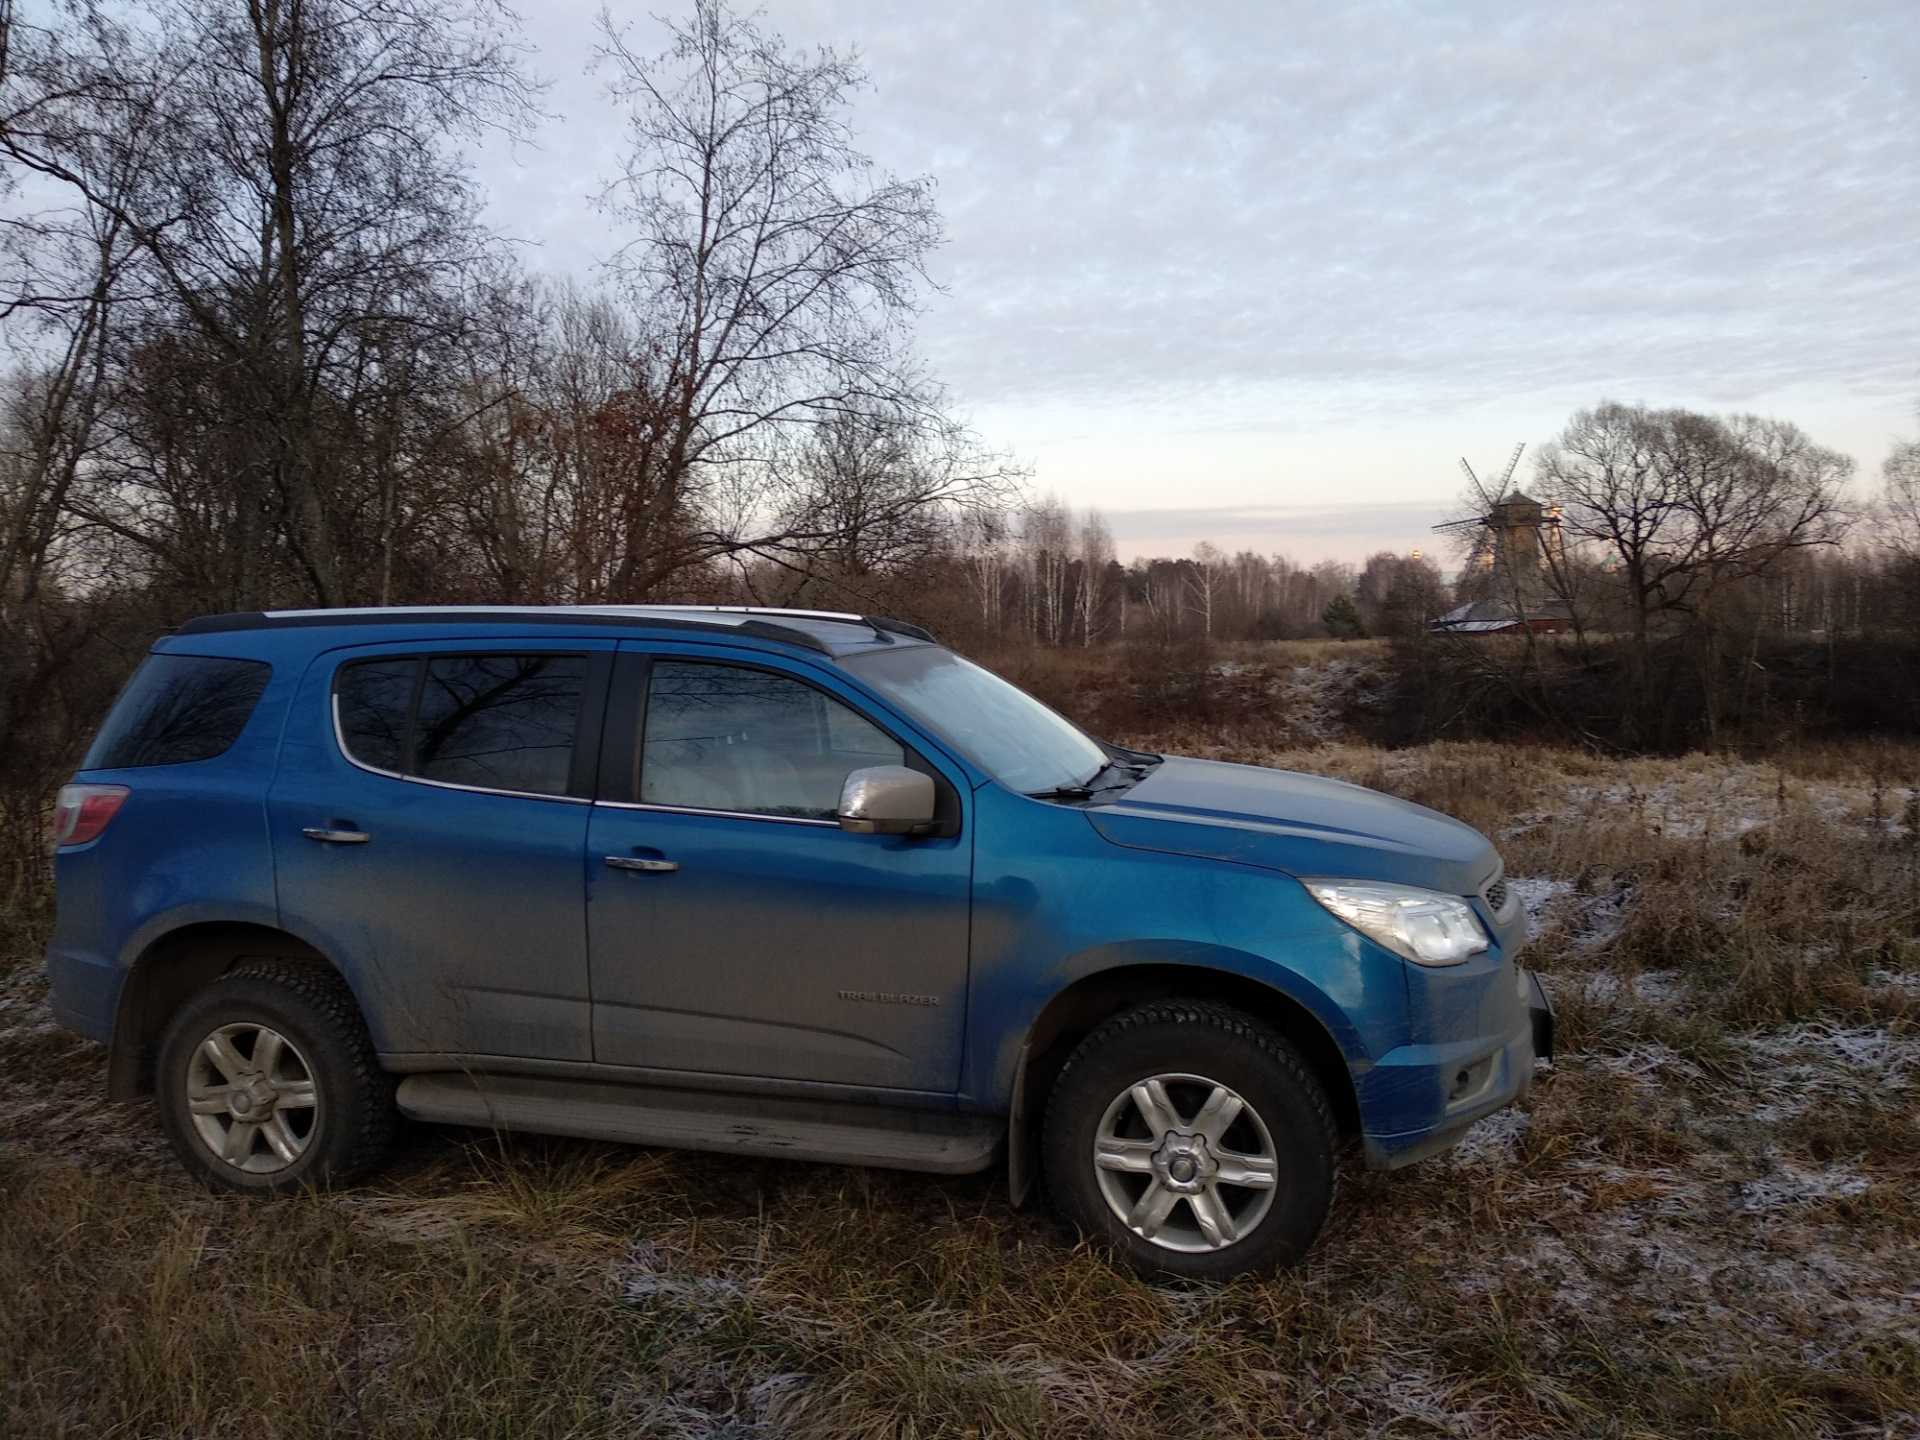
[84,653,272,769]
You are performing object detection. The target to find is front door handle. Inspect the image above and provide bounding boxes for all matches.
[303,827,370,845]
[605,855,678,873]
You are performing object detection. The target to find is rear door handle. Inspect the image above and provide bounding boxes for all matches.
[605,855,678,873]
[303,827,370,845]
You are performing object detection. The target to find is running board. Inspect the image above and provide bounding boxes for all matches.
[394,1073,1001,1175]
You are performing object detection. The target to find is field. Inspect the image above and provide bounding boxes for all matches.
[3,658,1918,1439]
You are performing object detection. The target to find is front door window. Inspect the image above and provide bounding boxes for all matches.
[641,661,904,820]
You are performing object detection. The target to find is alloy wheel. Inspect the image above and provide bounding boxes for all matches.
[184,1022,321,1174]
[1092,1072,1280,1253]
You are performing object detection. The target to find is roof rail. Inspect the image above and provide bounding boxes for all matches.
[171,604,939,651]
[865,615,937,643]
[171,607,841,654]
[637,604,938,645]
[633,604,864,623]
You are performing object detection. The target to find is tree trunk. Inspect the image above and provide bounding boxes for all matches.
[256,0,337,605]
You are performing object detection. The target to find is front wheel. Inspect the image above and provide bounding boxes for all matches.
[1041,1000,1337,1280]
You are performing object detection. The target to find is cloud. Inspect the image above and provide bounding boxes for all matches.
[1105,501,1451,542]
[473,0,1920,550]
[1099,500,1456,564]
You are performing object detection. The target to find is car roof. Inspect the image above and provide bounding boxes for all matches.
[170,605,937,658]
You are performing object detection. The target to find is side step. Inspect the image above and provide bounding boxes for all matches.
[395,1073,1001,1175]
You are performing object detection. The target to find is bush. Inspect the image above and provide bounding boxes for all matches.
[1372,632,1920,755]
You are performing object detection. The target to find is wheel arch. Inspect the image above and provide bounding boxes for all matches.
[107,921,356,1100]
[1005,962,1362,1207]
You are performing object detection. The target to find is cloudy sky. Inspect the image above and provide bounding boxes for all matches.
[479,0,1918,564]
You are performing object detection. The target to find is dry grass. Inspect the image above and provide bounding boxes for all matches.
[978,637,1393,752]
[3,716,1919,1436]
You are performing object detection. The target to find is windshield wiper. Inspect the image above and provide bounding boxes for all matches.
[1026,783,1097,801]
[1026,761,1146,803]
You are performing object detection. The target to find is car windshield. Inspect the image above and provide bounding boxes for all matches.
[844,645,1109,794]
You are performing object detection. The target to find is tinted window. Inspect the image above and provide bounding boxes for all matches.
[85,654,271,769]
[335,659,417,773]
[413,654,588,796]
[642,662,904,819]
[843,646,1105,794]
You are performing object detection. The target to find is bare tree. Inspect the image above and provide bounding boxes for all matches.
[1018,497,1073,645]
[1228,549,1268,633]
[1681,413,1854,598]
[956,507,1011,635]
[1529,401,1852,743]
[1075,509,1114,646]
[0,4,152,876]
[739,406,1021,598]
[1135,557,1181,642]
[1185,541,1223,638]
[4,0,538,607]
[1877,402,1920,560]
[1535,402,1850,669]
[592,0,1005,598]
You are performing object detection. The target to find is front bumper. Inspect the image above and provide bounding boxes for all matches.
[1359,964,1553,1170]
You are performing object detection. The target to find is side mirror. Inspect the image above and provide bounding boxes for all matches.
[837,765,936,835]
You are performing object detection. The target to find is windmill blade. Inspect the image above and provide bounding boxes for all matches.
[1494,441,1525,497]
[1457,456,1499,511]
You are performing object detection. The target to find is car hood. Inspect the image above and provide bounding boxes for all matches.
[1086,755,1498,896]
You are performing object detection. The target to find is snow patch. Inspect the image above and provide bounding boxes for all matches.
[1277,658,1388,743]
[1505,875,1572,940]
[1447,1106,1532,1166]
[1587,1041,1708,1084]
[1740,1022,1920,1123]
[1561,767,1914,841]
[622,1242,748,1320]
[1566,969,1689,1008]
[1735,1159,1870,1213]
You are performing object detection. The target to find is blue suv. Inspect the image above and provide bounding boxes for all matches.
[46,606,1551,1279]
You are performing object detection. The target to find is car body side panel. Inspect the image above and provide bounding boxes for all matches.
[960,781,1411,1111]
[586,641,977,1090]
[44,631,295,1045]
[266,636,615,1060]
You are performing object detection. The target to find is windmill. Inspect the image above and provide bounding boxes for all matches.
[1428,443,1568,634]
[1432,443,1561,576]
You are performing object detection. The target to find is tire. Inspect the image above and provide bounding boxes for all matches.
[155,960,397,1193]
[1041,1000,1337,1281]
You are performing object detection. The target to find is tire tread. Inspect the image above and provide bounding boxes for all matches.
[161,958,395,1189]
[1040,998,1338,1277]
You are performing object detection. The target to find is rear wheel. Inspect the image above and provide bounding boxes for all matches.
[156,960,396,1192]
[1041,1000,1337,1280]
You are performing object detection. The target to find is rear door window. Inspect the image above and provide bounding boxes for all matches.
[414,655,589,795]
[85,654,271,769]
[333,652,590,798]
[334,658,417,773]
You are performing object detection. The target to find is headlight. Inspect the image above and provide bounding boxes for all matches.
[1302,879,1490,966]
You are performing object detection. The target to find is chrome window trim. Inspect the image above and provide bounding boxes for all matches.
[329,691,592,806]
[593,798,841,829]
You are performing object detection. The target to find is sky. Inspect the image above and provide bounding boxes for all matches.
[484,2,1908,562]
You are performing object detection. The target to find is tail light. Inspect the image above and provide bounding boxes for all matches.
[52,784,129,847]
